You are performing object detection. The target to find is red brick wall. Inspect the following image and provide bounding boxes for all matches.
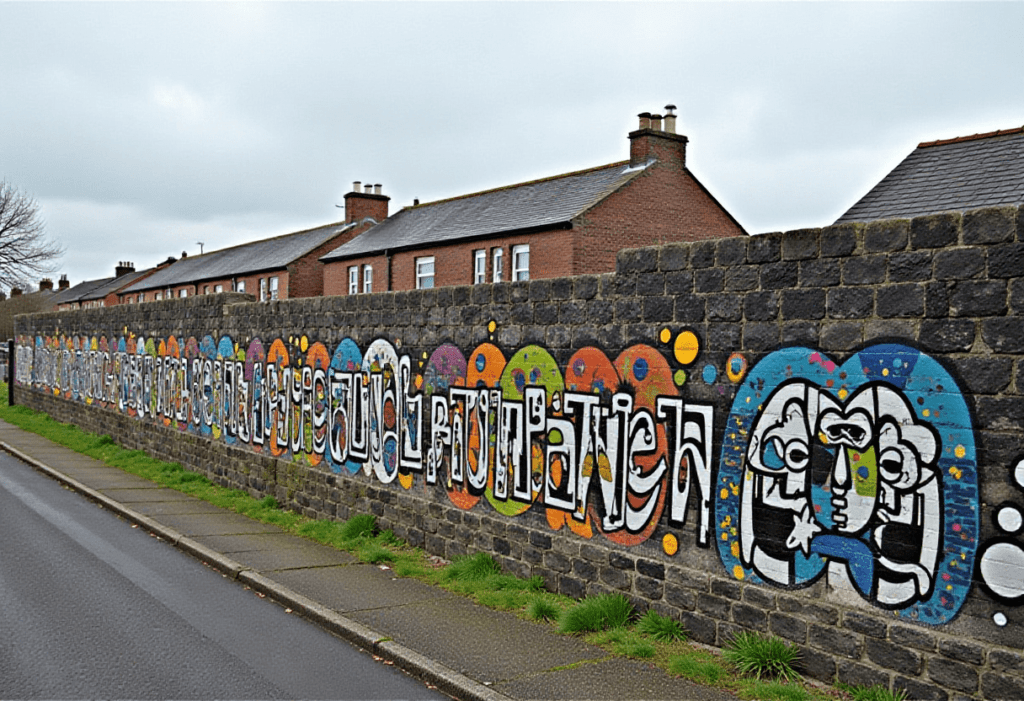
[572,159,745,275]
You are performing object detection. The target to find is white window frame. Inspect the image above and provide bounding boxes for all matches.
[492,247,503,283]
[363,265,373,294]
[269,276,279,300]
[155,291,162,301]
[349,266,359,295]
[259,278,267,301]
[179,288,188,298]
[214,284,223,293]
[474,249,486,284]
[512,244,530,281]
[416,256,435,289]
[235,280,246,294]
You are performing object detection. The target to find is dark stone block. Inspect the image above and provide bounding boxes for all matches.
[664,583,697,611]
[769,612,808,643]
[954,357,1013,394]
[949,280,1007,316]
[911,212,961,249]
[636,559,665,580]
[743,322,779,352]
[545,551,571,573]
[690,241,716,269]
[989,649,1024,675]
[937,639,984,666]
[617,247,659,274]
[781,289,826,320]
[843,255,887,285]
[894,676,948,701]
[710,578,741,599]
[747,233,782,263]
[614,297,642,323]
[635,576,664,600]
[888,251,933,282]
[725,266,759,291]
[642,296,674,323]
[678,611,717,645]
[796,645,837,683]
[808,624,862,659]
[821,322,863,351]
[778,596,838,624]
[782,228,820,261]
[982,672,1024,701]
[707,294,742,321]
[665,270,694,295]
[890,624,936,651]
[743,291,779,321]
[636,272,666,296]
[674,295,705,323]
[800,259,841,288]
[608,552,635,570]
[573,558,597,580]
[866,639,923,675]
[696,593,731,619]
[919,319,976,353]
[660,243,690,271]
[781,321,819,346]
[820,223,858,258]
[988,242,1024,278]
[529,531,552,549]
[827,287,874,319]
[716,237,747,266]
[694,268,724,293]
[928,656,979,694]
[574,275,599,300]
[864,218,910,252]
[963,206,1016,245]
[559,575,587,600]
[842,612,886,638]
[934,247,986,280]
[599,566,631,590]
[731,602,767,631]
[761,261,800,289]
[876,283,924,318]
[836,660,889,690]
[982,318,1024,353]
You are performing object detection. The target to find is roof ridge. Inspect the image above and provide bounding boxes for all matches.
[406,161,630,211]
[919,125,1024,148]
[184,219,349,260]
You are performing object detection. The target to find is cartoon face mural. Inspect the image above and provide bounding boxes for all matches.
[16,330,994,627]
[718,344,978,625]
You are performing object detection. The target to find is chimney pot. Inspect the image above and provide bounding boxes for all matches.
[352,181,361,193]
[638,112,652,130]
[58,274,70,290]
[11,287,22,297]
[39,278,53,291]
[374,183,382,195]
[664,104,677,134]
[650,113,663,131]
[364,184,372,193]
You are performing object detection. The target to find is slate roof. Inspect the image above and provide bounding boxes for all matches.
[836,126,1024,224]
[321,161,648,261]
[123,220,354,293]
[56,269,154,305]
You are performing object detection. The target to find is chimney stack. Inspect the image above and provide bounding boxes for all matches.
[58,274,70,290]
[115,261,136,277]
[39,278,54,292]
[344,181,390,225]
[11,287,23,297]
[664,104,677,134]
[629,105,688,168]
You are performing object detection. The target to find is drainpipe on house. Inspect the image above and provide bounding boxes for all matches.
[385,250,392,292]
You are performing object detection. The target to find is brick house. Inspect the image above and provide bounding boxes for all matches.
[118,217,376,303]
[320,108,746,294]
[55,262,161,311]
[836,125,1024,223]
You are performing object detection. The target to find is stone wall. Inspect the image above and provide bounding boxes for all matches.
[13,204,1024,700]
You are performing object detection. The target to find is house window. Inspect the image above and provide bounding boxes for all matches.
[259,278,267,301]
[214,284,223,293]
[492,248,503,283]
[349,266,359,295]
[474,250,486,284]
[155,291,162,301]
[512,244,530,281]
[179,289,188,298]
[269,276,279,300]
[363,265,373,293]
[236,280,246,294]
[416,256,435,289]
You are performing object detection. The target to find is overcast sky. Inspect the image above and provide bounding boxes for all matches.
[1,2,1022,289]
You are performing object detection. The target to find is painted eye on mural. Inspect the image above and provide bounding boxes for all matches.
[785,440,810,471]
[878,448,904,482]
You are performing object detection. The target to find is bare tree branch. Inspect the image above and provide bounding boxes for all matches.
[0,180,64,291]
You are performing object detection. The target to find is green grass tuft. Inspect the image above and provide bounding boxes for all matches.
[443,552,502,582]
[636,609,687,642]
[668,653,729,686]
[738,678,812,701]
[723,631,801,682]
[558,593,635,634]
[526,597,561,622]
[339,513,377,541]
[837,683,909,701]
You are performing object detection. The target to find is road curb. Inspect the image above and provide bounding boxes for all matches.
[0,438,511,701]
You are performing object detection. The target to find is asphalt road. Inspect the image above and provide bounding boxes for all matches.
[0,450,446,700]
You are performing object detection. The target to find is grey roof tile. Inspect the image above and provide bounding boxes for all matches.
[836,128,1024,224]
[124,220,354,293]
[321,161,646,262]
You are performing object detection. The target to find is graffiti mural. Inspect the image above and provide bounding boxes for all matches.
[716,345,978,625]
[16,330,998,625]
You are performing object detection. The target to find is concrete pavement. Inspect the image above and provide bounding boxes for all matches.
[0,418,738,701]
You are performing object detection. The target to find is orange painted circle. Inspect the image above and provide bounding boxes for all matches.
[674,331,699,365]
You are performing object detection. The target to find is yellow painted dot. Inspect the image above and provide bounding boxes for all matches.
[300,336,309,352]
[674,330,699,365]
[731,541,740,558]
[660,328,672,344]
[733,565,745,580]
[883,368,889,376]
[488,320,497,333]
[721,532,729,541]
[955,444,966,459]
[662,533,679,556]
[923,409,930,417]
[720,488,729,500]
[838,389,848,400]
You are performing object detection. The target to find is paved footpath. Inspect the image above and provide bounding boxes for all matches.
[0,418,738,701]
